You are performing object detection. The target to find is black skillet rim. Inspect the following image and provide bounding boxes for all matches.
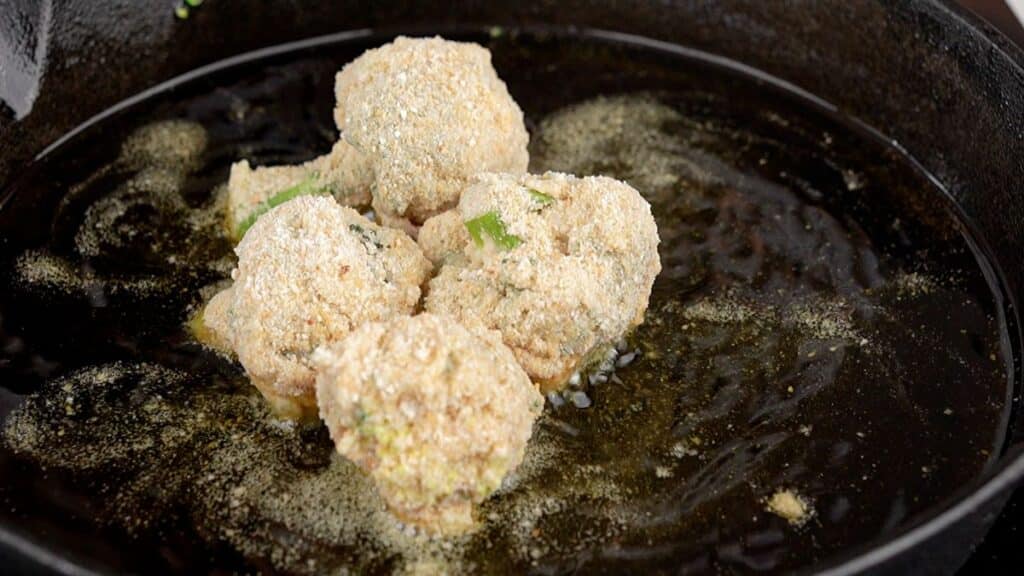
[1,2,1023,573]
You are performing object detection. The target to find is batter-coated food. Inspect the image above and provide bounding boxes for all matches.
[204,195,431,419]
[334,36,529,228]
[314,314,543,534]
[225,141,373,239]
[420,172,661,391]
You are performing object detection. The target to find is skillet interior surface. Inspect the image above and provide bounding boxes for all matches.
[0,27,1017,575]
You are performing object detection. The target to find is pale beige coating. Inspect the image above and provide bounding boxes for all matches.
[420,172,661,391]
[196,286,235,354]
[334,36,529,226]
[205,195,431,420]
[766,489,813,527]
[314,314,543,534]
[225,141,373,237]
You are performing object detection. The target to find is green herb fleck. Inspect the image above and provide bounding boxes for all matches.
[349,223,384,250]
[464,211,522,250]
[185,0,204,6]
[235,174,329,239]
[354,405,374,436]
[528,188,555,207]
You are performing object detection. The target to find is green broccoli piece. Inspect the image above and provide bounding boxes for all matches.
[527,188,555,208]
[235,174,329,239]
[464,211,522,250]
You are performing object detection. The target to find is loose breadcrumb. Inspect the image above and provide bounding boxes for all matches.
[765,489,813,526]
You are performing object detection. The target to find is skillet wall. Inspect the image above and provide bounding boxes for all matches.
[0,2,1022,574]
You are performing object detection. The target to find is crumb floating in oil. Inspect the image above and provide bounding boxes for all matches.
[0,32,1011,575]
[3,362,470,573]
[12,119,232,307]
[765,490,813,527]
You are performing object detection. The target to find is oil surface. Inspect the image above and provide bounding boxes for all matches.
[0,30,1012,575]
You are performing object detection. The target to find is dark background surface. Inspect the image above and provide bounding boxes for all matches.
[953,4,1023,573]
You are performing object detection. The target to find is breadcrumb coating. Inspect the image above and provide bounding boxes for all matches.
[225,36,528,237]
[196,286,235,354]
[314,314,542,534]
[420,172,661,391]
[335,36,529,226]
[204,195,431,419]
[225,140,373,238]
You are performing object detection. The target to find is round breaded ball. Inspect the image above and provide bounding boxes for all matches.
[314,314,543,534]
[225,140,373,239]
[334,36,529,227]
[205,195,431,420]
[420,172,662,391]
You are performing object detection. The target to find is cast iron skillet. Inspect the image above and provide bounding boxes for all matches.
[0,1,1022,574]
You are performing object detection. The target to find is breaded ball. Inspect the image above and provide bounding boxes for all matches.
[314,314,543,534]
[225,141,373,239]
[334,36,529,227]
[205,195,431,420]
[420,172,661,391]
